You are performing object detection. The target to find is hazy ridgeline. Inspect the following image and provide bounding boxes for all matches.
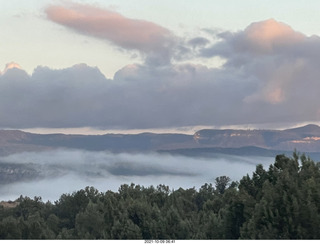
[0,149,273,201]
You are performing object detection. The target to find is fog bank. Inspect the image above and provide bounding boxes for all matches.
[0,150,274,201]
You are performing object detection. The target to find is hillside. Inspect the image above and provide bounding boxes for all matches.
[193,124,320,152]
[0,124,320,156]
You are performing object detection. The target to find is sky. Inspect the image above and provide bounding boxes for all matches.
[1,0,320,134]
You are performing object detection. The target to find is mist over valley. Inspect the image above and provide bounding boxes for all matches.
[0,149,275,201]
[1,124,320,201]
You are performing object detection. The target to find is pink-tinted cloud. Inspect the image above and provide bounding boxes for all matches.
[202,19,307,57]
[3,62,22,73]
[242,19,305,52]
[200,19,320,106]
[45,3,175,64]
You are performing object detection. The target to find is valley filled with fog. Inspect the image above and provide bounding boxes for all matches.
[0,149,274,202]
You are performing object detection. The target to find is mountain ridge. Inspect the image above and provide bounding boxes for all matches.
[194,124,320,152]
[0,124,320,156]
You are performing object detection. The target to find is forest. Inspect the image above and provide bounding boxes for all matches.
[0,152,320,239]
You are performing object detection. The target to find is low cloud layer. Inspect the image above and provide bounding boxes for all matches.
[0,62,257,129]
[0,149,273,201]
[2,10,320,130]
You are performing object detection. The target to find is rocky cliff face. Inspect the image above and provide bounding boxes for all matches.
[194,129,267,148]
[193,124,320,152]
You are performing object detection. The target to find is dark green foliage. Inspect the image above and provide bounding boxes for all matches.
[215,176,231,194]
[240,152,320,239]
[0,153,320,239]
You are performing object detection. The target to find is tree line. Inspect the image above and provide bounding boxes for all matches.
[0,152,320,239]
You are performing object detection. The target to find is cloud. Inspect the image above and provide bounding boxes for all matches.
[188,37,210,48]
[0,62,253,129]
[243,19,305,51]
[0,64,110,128]
[2,62,23,74]
[2,19,320,129]
[198,19,320,124]
[45,3,176,66]
[201,19,306,57]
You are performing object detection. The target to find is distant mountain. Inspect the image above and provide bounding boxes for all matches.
[0,130,196,155]
[284,124,320,136]
[0,124,320,157]
[0,130,52,155]
[193,124,320,153]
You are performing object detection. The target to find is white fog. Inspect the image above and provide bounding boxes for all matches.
[0,150,274,202]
